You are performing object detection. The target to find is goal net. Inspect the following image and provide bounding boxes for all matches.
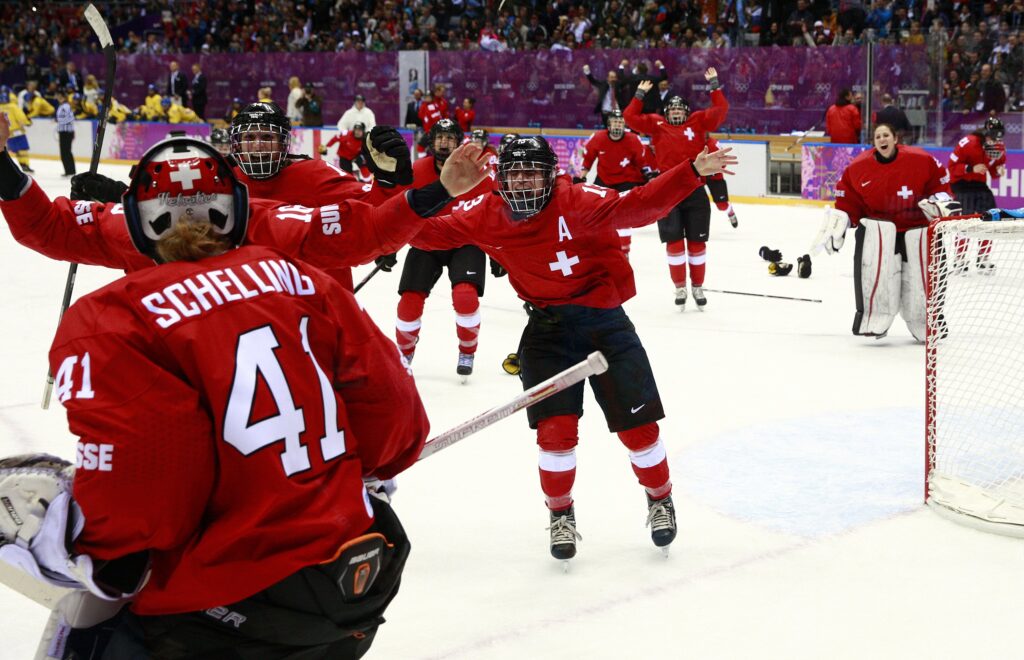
[926,215,1024,536]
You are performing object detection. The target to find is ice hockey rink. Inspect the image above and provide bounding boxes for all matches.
[1,158,1020,659]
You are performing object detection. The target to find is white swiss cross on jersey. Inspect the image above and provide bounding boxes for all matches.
[683,127,695,140]
[896,185,913,200]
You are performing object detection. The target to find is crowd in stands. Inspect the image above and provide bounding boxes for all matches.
[0,1,1021,118]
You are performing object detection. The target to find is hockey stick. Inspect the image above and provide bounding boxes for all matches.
[42,4,115,409]
[353,265,383,294]
[702,288,822,303]
[418,351,609,461]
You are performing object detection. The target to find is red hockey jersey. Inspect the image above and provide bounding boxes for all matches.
[51,245,428,615]
[834,146,951,231]
[948,133,1007,185]
[455,107,475,133]
[325,131,363,161]
[411,158,705,308]
[0,180,425,287]
[582,130,650,185]
[623,89,729,171]
[418,101,446,134]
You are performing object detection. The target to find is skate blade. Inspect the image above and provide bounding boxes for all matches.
[661,546,671,558]
[561,559,572,574]
[460,375,469,385]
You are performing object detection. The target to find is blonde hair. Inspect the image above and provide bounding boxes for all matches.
[289,76,300,89]
[155,219,233,263]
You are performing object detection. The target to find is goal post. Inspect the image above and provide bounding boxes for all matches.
[926,214,1024,537]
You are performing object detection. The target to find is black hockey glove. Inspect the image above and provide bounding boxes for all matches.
[571,176,585,184]
[768,261,793,276]
[363,126,413,188]
[797,254,812,279]
[70,172,127,203]
[759,246,783,262]
[375,252,398,272]
[490,258,507,278]
[642,167,659,182]
[0,149,28,201]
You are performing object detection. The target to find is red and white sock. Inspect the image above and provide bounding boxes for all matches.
[666,239,687,288]
[686,240,707,287]
[537,415,579,511]
[617,228,633,258]
[618,423,672,500]
[452,282,480,355]
[396,291,427,360]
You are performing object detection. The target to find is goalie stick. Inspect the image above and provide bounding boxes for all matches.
[42,4,116,410]
[417,351,609,461]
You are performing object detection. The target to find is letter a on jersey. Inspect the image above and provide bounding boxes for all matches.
[557,216,573,242]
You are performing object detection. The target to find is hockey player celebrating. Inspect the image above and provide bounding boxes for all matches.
[390,118,496,379]
[577,109,655,258]
[409,136,737,561]
[948,116,1006,270]
[706,136,739,228]
[813,123,956,341]
[324,121,370,178]
[0,112,490,286]
[0,136,428,658]
[624,68,729,308]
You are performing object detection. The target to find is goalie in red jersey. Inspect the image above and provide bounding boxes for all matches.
[813,123,957,341]
[410,135,737,562]
[0,138,428,659]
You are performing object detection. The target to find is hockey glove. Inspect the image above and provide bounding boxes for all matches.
[572,176,585,184]
[364,126,413,187]
[642,167,659,181]
[759,246,783,262]
[363,477,398,503]
[490,258,507,278]
[70,172,127,203]
[768,261,793,276]
[375,252,398,272]
[918,192,962,220]
[797,254,812,278]
[502,353,521,376]
[811,206,851,255]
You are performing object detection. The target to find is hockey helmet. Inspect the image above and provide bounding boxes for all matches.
[123,138,249,262]
[427,118,464,163]
[229,101,292,179]
[499,132,520,154]
[664,96,690,125]
[352,122,367,136]
[606,110,626,140]
[470,128,490,148]
[160,96,171,108]
[497,136,559,219]
[209,127,231,156]
[983,116,1004,141]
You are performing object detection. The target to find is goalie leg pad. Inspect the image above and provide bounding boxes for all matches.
[900,227,928,342]
[852,218,901,336]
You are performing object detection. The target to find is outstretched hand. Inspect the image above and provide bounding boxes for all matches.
[637,80,655,94]
[440,143,491,197]
[704,67,718,81]
[693,146,738,177]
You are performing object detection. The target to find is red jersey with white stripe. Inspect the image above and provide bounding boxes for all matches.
[948,133,1006,185]
[0,180,426,287]
[623,89,729,171]
[411,154,496,214]
[52,245,428,615]
[411,158,705,308]
[834,146,951,231]
[582,130,650,185]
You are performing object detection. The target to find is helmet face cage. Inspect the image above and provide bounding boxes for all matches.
[665,97,689,126]
[428,119,464,161]
[607,114,625,140]
[471,129,489,148]
[230,103,292,179]
[497,138,558,218]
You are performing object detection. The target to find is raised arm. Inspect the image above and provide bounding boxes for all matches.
[699,68,730,131]
[624,80,660,135]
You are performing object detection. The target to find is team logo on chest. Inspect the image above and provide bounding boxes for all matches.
[550,215,580,276]
[896,185,913,200]
[683,127,695,140]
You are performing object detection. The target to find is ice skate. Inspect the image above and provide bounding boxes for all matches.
[457,352,474,383]
[674,287,687,308]
[691,286,707,309]
[976,253,996,274]
[727,208,738,228]
[645,493,677,556]
[548,506,581,570]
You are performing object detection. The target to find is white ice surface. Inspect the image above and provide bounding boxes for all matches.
[1,159,1021,659]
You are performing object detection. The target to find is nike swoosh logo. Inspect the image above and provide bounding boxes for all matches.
[467,271,477,275]
[630,404,646,414]
[861,180,871,186]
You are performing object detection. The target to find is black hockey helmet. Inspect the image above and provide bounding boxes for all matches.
[229,101,292,179]
[209,127,230,156]
[123,138,249,262]
[983,116,1004,141]
[427,118,464,163]
[470,128,489,147]
[497,136,559,219]
[606,109,625,140]
[352,122,366,135]
[664,96,690,125]
[499,132,520,154]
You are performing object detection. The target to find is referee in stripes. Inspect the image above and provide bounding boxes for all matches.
[56,90,75,176]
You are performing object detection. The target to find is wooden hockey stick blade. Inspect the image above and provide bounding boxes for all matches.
[83,5,114,48]
[701,288,822,303]
[417,351,609,461]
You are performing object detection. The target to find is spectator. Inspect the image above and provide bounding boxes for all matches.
[825,88,863,144]
[286,76,303,125]
[297,83,324,126]
[618,59,667,103]
[975,63,1007,112]
[760,21,788,46]
[167,60,187,100]
[405,89,424,129]
[583,63,628,124]
[337,93,376,132]
[55,90,75,177]
[257,87,274,104]
[644,78,674,115]
[58,61,82,95]
[786,0,815,44]
[455,96,475,133]
[190,63,207,120]
[874,93,911,141]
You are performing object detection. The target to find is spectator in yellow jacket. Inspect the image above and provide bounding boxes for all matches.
[167,95,200,124]
[0,91,34,171]
[25,91,55,118]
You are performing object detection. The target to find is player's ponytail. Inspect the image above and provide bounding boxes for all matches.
[156,218,233,263]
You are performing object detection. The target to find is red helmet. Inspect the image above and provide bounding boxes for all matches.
[124,138,249,261]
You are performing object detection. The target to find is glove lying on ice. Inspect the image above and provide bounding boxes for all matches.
[797,254,812,279]
[759,246,782,262]
[768,261,793,276]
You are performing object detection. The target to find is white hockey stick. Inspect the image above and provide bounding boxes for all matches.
[417,351,609,461]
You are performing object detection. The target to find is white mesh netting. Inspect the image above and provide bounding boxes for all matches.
[926,217,1024,536]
